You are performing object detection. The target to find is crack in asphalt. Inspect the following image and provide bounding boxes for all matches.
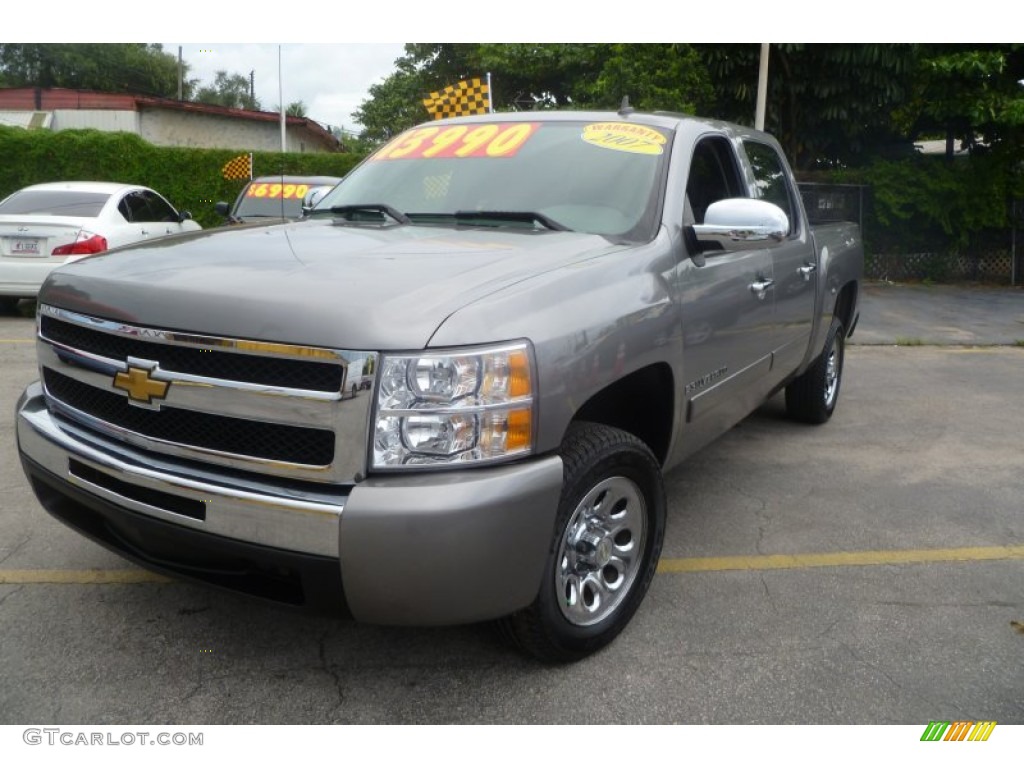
[0,536,31,567]
[759,574,778,613]
[0,584,25,609]
[816,618,841,639]
[837,640,904,695]
[709,471,771,555]
[318,631,346,721]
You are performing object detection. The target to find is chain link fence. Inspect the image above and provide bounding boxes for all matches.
[798,183,1022,285]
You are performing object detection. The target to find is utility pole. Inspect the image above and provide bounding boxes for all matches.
[279,46,286,152]
[177,46,183,101]
[755,43,769,131]
[249,70,255,109]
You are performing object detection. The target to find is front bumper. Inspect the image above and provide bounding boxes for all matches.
[16,381,564,625]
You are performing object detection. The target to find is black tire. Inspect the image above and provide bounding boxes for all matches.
[785,316,845,424]
[499,422,666,663]
[0,297,21,315]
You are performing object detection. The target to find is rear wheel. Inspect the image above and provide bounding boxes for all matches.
[786,316,845,424]
[500,423,666,662]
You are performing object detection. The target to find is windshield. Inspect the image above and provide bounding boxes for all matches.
[0,190,109,217]
[317,120,672,241]
[233,181,312,219]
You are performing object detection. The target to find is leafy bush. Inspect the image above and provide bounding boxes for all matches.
[0,127,366,228]
[831,152,1021,256]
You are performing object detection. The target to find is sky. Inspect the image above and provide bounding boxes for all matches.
[163,44,406,135]
[22,1,983,139]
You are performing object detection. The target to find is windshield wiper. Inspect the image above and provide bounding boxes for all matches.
[312,204,411,225]
[453,210,572,232]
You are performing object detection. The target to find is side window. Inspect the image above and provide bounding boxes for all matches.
[685,137,744,224]
[116,197,132,222]
[119,192,152,223]
[743,141,797,234]
[137,190,179,223]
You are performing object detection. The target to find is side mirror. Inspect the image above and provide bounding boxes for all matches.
[301,186,332,215]
[690,198,789,253]
[178,210,193,222]
[214,201,230,217]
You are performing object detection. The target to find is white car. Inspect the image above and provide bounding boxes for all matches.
[0,181,202,311]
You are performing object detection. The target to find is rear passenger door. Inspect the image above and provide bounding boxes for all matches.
[678,135,776,439]
[116,191,183,246]
[741,140,817,375]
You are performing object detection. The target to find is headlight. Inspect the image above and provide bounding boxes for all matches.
[372,342,534,469]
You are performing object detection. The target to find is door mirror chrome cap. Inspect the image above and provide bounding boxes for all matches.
[691,198,789,253]
[301,186,333,215]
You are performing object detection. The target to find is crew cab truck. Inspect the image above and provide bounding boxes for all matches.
[215,175,342,224]
[16,110,862,662]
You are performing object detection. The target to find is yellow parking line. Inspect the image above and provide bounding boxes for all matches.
[939,347,1024,354]
[0,569,172,584]
[657,545,1024,573]
[2,546,1022,585]
[849,346,1024,353]
[0,339,34,343]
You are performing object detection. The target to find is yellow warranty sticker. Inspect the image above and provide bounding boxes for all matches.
[582,123,667,155]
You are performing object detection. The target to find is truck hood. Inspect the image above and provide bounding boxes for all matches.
[40,219,625,349]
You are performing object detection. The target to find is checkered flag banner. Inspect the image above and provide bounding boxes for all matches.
[422,77,491,120]
[221,153,252,181]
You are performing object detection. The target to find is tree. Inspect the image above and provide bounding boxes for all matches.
[274,101,308,117]
[894,44,1024,159]
[353,44,713,145]
[582,44,712,115]
[194,70,260,111]
[696,44,918,169]
[352,45,477,143]
[0,44,192,98]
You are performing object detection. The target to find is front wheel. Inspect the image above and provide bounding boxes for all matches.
[499,423,666,662]
[785,316,846,424]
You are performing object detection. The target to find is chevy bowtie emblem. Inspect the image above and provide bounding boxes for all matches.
[113,363,170,405]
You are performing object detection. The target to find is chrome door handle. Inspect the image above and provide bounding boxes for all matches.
[797,263,817,281]
[749,278,774,300]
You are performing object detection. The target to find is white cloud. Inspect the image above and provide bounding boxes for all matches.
[167,43,405,132]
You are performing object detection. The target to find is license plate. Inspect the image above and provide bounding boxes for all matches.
[10,238,42,256]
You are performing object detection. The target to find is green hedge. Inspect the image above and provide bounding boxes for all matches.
[826,152,1022,258]
[0,127,367,228]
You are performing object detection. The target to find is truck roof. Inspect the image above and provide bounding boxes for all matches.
[426,109,775,144]
[248,175,343,186]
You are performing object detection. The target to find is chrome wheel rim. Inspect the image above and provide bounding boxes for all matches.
[824,338,841,408]
[556,476,647,627]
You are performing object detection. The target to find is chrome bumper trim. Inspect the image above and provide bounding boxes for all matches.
[17,382,345,557]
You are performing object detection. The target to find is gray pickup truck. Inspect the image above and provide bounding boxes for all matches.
[16,110,862,661]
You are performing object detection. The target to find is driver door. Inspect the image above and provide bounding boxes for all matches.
[677,135,776,445]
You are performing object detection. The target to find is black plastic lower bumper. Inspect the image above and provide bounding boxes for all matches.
[21,452,350,616]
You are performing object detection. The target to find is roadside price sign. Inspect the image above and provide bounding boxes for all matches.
[245,183,310,200]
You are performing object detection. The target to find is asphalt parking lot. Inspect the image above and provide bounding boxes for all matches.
[1,286,1023,725]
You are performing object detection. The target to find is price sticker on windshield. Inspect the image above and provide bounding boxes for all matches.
[582,123,667,155]
[245,183,310,199]
[372,123,541,161]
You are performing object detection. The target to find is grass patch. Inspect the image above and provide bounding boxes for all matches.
[894,337,927,346]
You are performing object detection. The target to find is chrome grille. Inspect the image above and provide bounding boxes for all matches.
[37,304,377,483]
[44,369,336,465]
[40,314,344,391]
